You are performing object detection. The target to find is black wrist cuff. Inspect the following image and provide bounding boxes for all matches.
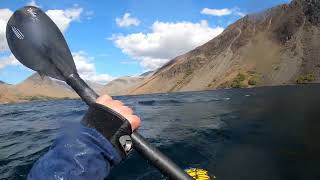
[82,103,133,159]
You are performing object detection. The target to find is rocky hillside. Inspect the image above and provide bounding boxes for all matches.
[14,73,77,98]
[101,76,144,95]
[0,81,16,103]
[0,71,151,103]
[101,71,154,95]
[87,81,104,94]
[0,73,107,104]
[130,0,320,94]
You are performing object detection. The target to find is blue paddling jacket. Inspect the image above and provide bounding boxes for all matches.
[28,125,121,180]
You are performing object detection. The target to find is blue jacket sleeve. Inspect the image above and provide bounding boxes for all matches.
[28,124,122,180]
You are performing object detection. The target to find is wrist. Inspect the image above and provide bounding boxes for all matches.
[81,103,133,159]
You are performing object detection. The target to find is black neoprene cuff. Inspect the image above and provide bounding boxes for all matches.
[81,103,133,159]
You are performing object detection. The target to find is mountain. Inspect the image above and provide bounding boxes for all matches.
[130,0,320,94]
[0,80,17,103]
[101,76,144,95]
[87,81,104,94]
[140,71,154,77]
[0,80,9,89]
[14,73,78,98]
[101,72,154,95]
[0,73,109,104]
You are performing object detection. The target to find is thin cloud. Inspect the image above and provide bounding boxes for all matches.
[84,10,94,20]
[116,13,140,27]
[120,61,138,65]
[0,54,20,69]
[27,0,40,7]
[97,53,109,57]
[201,7,246,17]
[201,8,232,16]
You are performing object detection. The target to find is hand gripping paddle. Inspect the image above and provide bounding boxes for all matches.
[6,6,192,180]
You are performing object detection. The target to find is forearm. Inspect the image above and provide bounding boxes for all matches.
[28,97,139,180]
[28,124,121,180]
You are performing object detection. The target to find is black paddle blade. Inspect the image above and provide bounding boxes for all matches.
[6,6,77,81]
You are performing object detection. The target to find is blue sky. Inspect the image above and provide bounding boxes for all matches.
[0,0,290,84]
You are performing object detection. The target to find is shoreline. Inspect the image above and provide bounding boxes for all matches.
[0,96,79,105]
[1,83,319,105]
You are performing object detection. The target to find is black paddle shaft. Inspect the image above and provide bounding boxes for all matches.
[6,6,192,179]
[66,73,193,180]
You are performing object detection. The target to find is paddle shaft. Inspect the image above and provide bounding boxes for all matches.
[6,6,191,179]
[66,73,193,180]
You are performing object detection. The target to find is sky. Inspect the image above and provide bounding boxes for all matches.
[0,0,290,85]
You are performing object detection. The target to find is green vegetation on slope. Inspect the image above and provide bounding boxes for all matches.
[18,95,72,101]
[219,72,261,89]
[230,73,247,88]
[296,73,316,84]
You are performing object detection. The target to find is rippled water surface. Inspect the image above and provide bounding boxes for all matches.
[1,85,320,180]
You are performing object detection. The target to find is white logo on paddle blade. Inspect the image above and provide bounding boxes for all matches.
[11,26,24,40]
[27,8,37,18]
[27,8,39,22]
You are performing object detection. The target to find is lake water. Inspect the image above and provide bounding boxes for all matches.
[1,85,320,180]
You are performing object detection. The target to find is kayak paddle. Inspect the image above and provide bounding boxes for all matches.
[6,6,193,180]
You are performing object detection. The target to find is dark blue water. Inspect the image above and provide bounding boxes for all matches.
[1,85,320,180]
